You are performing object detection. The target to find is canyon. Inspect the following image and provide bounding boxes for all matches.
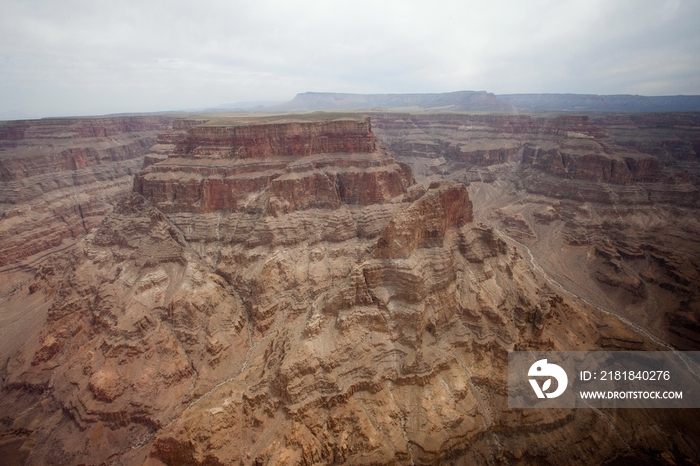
[0,111,699,465]
[371,112,700,351]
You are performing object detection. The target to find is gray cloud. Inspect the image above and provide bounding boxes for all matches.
[1,0,698,118]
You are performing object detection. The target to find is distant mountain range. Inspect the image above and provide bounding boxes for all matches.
[216,100,286,110]
[268,91,510,112]
[497,94,700,113]
[261,91,700,113]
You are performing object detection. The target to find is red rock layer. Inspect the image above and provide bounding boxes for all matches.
[176,118,375,159]
[135,117,412,214]
[374,182,473,259]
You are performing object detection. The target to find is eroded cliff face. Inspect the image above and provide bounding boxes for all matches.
[177,119,375,159]
[2,116,697,466]
[0,116,173,266]
[371,113,608,181]
[134,117,410,217]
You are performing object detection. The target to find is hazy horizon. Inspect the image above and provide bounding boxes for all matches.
[2,0,699,119]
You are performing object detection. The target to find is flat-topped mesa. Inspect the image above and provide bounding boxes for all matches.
[177,118,375,159]
[135,117,413,214]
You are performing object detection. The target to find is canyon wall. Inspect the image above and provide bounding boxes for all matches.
[177,118,375,158]
[373,112,699,205]
[0,116,173,266]
[134,117,409,216]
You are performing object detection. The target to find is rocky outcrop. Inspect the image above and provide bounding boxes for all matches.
[141,121,200,168]
[520,145,660,184]
[2,194,250,465]
[140,169,666,466]
[134,117,412,215]
[399,111,700,351]
[374,182,472,259]
[371,113,608,182]
[177,118,375,158]
[0,116,173,266]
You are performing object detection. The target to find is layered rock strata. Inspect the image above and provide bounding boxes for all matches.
[2,116,698,465]
[177,119,375,158]
[0,116,173,266]
[134,117,412,219]
[371,113,608,183]
[372,112,699,205]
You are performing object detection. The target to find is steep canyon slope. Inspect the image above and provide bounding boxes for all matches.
[0,115,698,465]
[0,116,173,382]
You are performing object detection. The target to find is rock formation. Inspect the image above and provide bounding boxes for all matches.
[1,114,699,465]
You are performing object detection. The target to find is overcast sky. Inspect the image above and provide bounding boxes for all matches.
[1,0,698,118]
